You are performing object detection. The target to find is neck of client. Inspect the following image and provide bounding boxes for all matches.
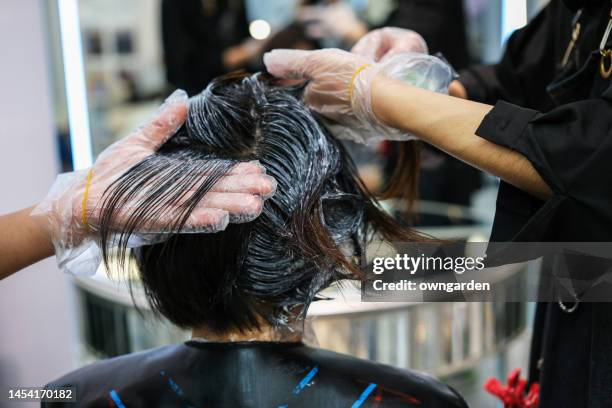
[191,317,303,343]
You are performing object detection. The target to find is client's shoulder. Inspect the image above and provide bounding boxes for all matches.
[300,346,468,408]
[46,343,189,389]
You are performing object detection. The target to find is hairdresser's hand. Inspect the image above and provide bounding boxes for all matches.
[264,48,452,143]
[351,27,428,62]
[265,48,370,134]
[32,90,276,275]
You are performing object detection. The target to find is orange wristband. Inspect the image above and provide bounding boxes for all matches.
[348,64,372,105]
[81,168,94,229]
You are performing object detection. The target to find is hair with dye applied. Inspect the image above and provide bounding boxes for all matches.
[98,72,424,334]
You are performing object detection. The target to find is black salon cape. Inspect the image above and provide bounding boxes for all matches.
[42,342,466,408]
[459,0,612,406]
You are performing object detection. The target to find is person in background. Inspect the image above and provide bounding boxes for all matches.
[161,0,262,95]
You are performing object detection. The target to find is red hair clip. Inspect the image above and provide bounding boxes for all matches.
[484,368,539,408]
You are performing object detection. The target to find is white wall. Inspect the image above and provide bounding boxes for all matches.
[0,0,78,405]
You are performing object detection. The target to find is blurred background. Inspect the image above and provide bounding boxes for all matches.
[0,0,549,406]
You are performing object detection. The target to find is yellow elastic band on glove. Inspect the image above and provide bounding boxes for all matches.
[348,64,372,105]
[81,168,94,230]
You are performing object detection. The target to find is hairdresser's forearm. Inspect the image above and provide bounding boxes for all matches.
[371,76,552,199]
[0,207,54,280]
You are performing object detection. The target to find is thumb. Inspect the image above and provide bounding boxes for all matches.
[263,49,315,80]
[132,89,189,149]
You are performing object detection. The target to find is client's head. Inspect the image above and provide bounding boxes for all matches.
[99,73,420,339]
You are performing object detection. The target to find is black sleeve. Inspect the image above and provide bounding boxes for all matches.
[459,0,573,109]
[235,0,250,40]
[162,0,196,91]
[161,0,224,94]
[476,85,612,241]
[382,0,470,70]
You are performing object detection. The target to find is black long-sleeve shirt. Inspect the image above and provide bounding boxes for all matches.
[458,1,612,406]
[461,0,612,242]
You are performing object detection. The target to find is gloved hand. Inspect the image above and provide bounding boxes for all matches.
[264,48,453,144]
[351,27,428,61]
[297,2,367,44]
[32,90,277,275]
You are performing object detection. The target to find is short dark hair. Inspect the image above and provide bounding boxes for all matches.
[99,73,422,333]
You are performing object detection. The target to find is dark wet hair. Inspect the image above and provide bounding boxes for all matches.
[99,73,423,334]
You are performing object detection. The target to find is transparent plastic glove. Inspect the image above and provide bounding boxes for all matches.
[264,48,453,144]
[297,3,366,42]
[32,90,277,275]
[351,27,428,61]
